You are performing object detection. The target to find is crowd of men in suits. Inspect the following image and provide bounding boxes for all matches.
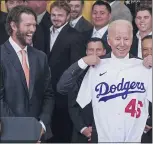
[0,0,152,143]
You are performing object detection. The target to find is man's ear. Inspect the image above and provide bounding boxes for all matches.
[10,21,17,32]
[107,36,111,47]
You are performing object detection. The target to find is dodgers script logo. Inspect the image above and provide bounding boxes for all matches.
[95,78,146,102]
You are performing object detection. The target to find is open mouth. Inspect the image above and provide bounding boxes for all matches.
[26,34,33,40]
[117,48,126,51]
[140,24,146,28]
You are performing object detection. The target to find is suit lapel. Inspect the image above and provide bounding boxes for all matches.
[27,46,37,99]
[74,17,83,30]
[4,41,29,95]
[102,31,108,41]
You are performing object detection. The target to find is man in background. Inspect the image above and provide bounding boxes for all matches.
[83,0,112,54]
[68,0,92,32]
[0,0,26,45]
[26,0,52,32]
[45,1,85,142]
[130,6,152,58]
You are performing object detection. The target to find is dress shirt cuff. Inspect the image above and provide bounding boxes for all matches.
[39,120,46,132]
[80,126,87,134]
[78,58,88,70]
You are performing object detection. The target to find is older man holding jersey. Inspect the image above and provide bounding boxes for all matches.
[76,20,152,143]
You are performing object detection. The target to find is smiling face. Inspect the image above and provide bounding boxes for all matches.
[135,10,152,34]
[142,38,152,58]
[11,13,36,48]
[91,4,111,29]
[108,21,133,58]
[86,41,106,56]
[69,0,83,20]
[51,6,70,29]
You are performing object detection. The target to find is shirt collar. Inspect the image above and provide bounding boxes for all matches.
[50,22,68,34]
[37,11,46,24]
[9,37,27,53]
[93,24,109,37]
[111,52,129,60]
[110,1,116,6]
[70,15,82,26]
[136,31,152,39]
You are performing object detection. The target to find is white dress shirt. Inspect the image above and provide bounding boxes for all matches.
[50,22,68,51]
[70,15,82,28]
[9,37,46,132]
[37,11,46,24]
[136,31,152,58]
[92,24,108,38]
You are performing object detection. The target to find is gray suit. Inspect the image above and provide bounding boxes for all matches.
[73,16,93,33]
[111,1,133,22]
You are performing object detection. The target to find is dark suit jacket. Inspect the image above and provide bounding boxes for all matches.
[39,11,52,32]
[130,34,152,57]
[141,102,152,143]
[32,24,45,52]
[45,24,86,93]
[0,11,7,24]
[130,36,139,57]
[0,40,55,140]
[73,16,93,33]
[0,23,9,45]
[83,28,111,54]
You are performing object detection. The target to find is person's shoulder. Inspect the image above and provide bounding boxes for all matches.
[29,46,47,58]
[100,53,111,59]
[129,54,143,60]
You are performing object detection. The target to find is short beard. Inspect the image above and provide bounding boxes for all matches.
[16,29,27,47]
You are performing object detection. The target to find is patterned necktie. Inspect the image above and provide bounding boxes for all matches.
[20,50,29,88]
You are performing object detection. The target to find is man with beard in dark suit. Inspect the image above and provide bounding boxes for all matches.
[0,6,55,142]
[44,1,86,142]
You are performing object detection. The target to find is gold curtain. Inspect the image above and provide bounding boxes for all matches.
[1,0,124,21]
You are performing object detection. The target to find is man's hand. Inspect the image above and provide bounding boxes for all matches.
[82,126,92,141]
[143,55,152,69]
[144,125,152,133]
[37,128,45,143]
[82,55,100,66]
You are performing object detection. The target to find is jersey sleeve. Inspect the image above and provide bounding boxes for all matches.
[76,67,93,108]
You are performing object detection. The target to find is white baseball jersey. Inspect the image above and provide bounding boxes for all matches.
[76,57,152,143]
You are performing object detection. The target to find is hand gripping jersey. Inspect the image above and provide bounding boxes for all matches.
[76,58,152,143]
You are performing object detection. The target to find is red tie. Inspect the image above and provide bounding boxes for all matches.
[20,50,29,88]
